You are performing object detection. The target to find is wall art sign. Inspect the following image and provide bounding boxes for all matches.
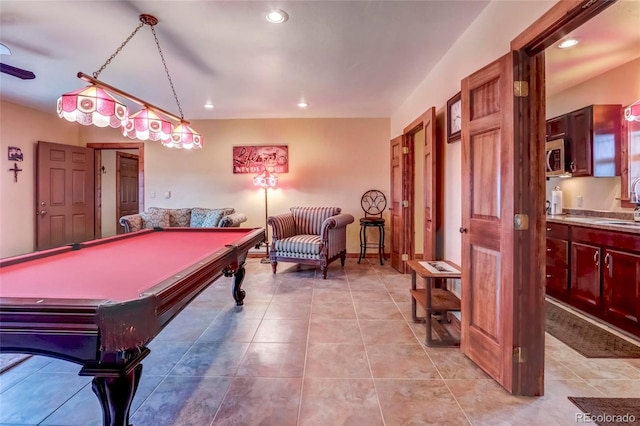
[233,145,289,174]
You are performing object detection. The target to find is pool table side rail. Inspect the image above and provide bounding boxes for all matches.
[0,227,265,366]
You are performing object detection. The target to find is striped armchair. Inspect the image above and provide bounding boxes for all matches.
[267,206,354,279]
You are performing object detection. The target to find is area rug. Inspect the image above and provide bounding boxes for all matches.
[0,353,32,374]
[568,397,640,426]
[545,301,640,358]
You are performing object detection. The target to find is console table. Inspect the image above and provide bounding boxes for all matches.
[407,259,461,346]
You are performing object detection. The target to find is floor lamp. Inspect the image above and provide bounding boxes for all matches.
[253,169,278,264]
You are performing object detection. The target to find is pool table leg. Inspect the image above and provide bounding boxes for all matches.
[232,263,247,306]
[90,363,143,426]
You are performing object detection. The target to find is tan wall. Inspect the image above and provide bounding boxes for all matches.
[0,101,80,257]
[391,0,557,264]
[545,57,640,212]
[0,116,390,257]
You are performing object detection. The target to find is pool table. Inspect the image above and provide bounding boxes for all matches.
[0,226,264,426]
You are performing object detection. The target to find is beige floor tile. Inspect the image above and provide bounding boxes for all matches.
[236,342,306,377]
[375,378,470,425]
[353,300,404,320]
[299,378,383,426]
[565,358,640,380]
[584,379,640,397]
[264,301,312,320]
[305,343,370,378]
[359,319,418,344]
[366,343,442,379]
[310,302,357,320]
[254,319,310,343]
[212,377,301,426]
[308,318,363,343]
[426,349,490,380]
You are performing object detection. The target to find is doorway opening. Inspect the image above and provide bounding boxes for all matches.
[87,142,145,238]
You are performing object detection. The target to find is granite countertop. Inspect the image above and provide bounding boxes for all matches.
[546,214,640,234]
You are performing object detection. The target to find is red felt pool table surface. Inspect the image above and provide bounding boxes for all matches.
[0,228,256,301]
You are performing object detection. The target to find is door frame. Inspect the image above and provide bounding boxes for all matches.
[115,151,140,234]
[403,108,439,261]
[501,0,618,395]
[87,142,145,239]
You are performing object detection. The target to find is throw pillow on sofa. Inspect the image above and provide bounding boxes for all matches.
[190,207,235,227]
[201,210,224,227]
[140,210,170,229]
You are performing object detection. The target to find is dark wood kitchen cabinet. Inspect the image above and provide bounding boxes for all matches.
[570,225,640,336]
[546,115,568,140]
[546,104,622,177]
[545,223,569,300]
[570,241,601,312]
[602,249,640,326]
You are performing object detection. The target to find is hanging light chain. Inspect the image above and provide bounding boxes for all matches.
[92,21,145,79]
[150,25,185,120]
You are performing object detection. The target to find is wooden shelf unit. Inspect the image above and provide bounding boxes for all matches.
[407,259,461,346]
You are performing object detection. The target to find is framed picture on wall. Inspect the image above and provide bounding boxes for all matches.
[8,146,24,161]
[447,92,462,144]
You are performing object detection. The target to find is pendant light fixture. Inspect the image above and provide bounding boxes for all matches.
[57,14,203,148]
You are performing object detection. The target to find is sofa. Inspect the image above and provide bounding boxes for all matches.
[119,207,247,233]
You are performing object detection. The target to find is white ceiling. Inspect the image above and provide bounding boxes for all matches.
[0,1,638,122]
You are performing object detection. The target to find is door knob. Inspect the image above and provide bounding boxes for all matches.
[459,227,467,233]
[38,210,47,216]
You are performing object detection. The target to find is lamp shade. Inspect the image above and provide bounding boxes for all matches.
[57,85,128,128]
[164,122,203,149]
[253,169,278,188]
[122,107,173,141]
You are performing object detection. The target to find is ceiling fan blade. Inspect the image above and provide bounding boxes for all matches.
[0,63,35,80]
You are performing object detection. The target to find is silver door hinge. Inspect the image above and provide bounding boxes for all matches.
[513,347,527,363]
[514,81,529,97]
[401,254,409,261]
[402,146,409,154]
[402,200,409,208]
[514,214,529,230]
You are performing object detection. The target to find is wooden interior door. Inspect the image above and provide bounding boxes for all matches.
[390,135,406,273]
[422,107,437,260]
[460,52,521,393]
[116,152,139,234]
[36,141,95,250]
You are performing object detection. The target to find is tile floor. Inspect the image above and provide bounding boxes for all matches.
[1,258,639,425]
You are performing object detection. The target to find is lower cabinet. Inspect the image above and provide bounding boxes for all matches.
[545,223,569,300]
[602,249,640,325]
[570,242,601,311]
[546,223,640,337]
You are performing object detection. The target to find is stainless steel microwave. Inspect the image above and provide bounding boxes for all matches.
[546,138,566,177]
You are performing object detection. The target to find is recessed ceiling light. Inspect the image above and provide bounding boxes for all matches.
[266,9,288,24]
[558,38,579,49]
[297,101,308,108]
[204,103,214,109]
[0,43,11,55]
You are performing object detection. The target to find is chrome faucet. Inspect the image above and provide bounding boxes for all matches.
[631,176,640,204]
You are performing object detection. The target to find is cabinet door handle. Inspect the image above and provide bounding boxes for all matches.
[570,161,576,173]
[593,250,599,266]
[604,253,613,278]
[546,248,552,252]
[546,227,552,231]
[546,274,552,278]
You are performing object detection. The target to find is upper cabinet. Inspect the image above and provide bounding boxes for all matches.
[547,104,622,177]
